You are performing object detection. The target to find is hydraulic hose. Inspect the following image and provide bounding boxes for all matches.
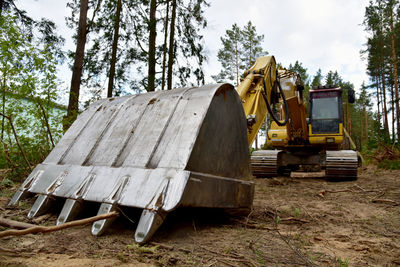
[261,70,290,126]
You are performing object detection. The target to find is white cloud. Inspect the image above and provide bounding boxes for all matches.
[203,0,369,91]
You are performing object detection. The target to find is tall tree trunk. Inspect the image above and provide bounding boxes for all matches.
[235,43,239,87]
[0,0,4,16]
[364,104,368,143]
[1,74,5,141]
[347,101,351,134]
[147,0,157,92]
[381,64,389,134]
[107,0,122,97]
[161,0,170,90]
[376,75,381,127]
[389,68,395,142]
[390,5,400,143]
[167,0,176,90]
[65,0,89,130]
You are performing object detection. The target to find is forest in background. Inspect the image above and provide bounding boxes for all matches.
[0,0,400,182]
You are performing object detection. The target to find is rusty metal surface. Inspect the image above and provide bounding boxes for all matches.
[9,84,254,243]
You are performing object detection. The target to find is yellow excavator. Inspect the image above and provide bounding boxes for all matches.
[8,55,358,243]
[245,62,359,180]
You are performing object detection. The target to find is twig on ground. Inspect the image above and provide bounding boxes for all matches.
[198,244,256,266]
[232,218,274,230]
[275,229,315,267]
[354,184,366,192]
[269,205,315,267]
[371,199,399,205]
[318,187,383,198]
[0,217,36,229]
[318,189,353,198]
[245,209,254,227]
[206,260,218,267]
[0,211,119,238]
[32,214,52,224]
[280,217,310,224]
[297,203,319,222]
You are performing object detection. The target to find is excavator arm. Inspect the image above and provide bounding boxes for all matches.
[237,56,288,146]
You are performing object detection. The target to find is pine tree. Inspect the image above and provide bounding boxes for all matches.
[311,69,323,88]
[213,21,266,87]
[241,21,266,67]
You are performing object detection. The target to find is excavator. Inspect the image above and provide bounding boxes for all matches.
[8,55,358,243]
[249,67,359,181]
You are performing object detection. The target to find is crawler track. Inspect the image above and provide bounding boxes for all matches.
[325,150,358,180]
[250,150,280,177]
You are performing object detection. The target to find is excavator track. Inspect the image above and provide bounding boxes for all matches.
[250,150,280,177]
[325,150,358,181]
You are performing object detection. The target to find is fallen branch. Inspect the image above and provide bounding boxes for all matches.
[232,218,274,230]
[0,211,119,238]
[372,199,399,205]
[275,229,315,267]
[0,217,36,229]
[318,187,382,198]
[32,214,52,224]
[280,217,310,224]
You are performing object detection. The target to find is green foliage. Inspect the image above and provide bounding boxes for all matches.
[337,256,349,267]
[311,69,323,88]
[127,243,159,254]
[66,0,208,101]
[288,60,310,110]
[0,13,64,179]
[275,216,281,225]
[362,0,400,145]
[293,207,301,218]
[0,177,14,189]
[377,159,400,170]
[213,21,267,86]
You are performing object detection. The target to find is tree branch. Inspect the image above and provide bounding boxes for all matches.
[0,212,119,238]
[86,0,102,33]
[0,112,31,168]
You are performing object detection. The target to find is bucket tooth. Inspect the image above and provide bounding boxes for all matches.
[8,169,44,206]
[8,190,30,207]
[91,203,119,236]
[135,209,166,244]
[57,199,84,225]
[27,194,54,219]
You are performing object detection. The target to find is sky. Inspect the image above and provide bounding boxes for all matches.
[18,0,369,98]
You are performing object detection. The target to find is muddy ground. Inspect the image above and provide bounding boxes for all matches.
[0,165,399,266]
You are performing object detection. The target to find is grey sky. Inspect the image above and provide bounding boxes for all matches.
[18,0,369,95]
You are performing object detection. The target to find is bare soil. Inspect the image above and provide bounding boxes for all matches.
[1,165,400,266]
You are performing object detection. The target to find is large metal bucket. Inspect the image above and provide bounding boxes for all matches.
[9,84,254,243]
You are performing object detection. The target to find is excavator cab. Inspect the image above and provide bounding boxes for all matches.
[308,86,344,148]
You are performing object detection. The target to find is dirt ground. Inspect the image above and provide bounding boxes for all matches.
[1,165,399,267]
